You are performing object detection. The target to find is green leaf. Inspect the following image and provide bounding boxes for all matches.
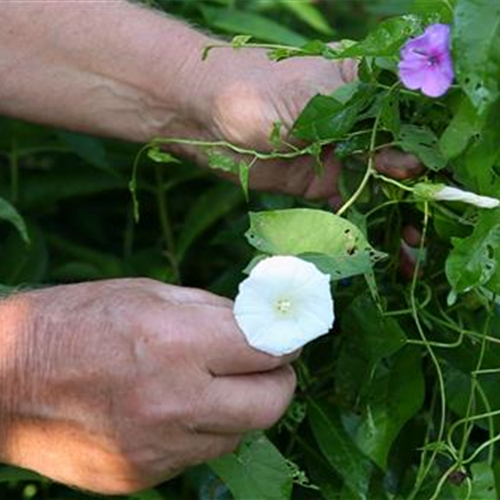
[292,84,376,142]
[208,149,239,174]
[398,124,447,171]
[440,96,482,159]
[448,462,498,499]
[6,168,125,211]
[446,209,500,294]
[355,347,424,470]
[177,184,243,260]
[46,233,123,279]
[411,0,454,23]
[147,146,181,164]
[453,0,500,115]
[210,433,293,500]
[0,221,48,285]
[238,160,251,201]
[246,209,386,280]
[200,6,307,46]
[231,34,253,48]
[278,0,333,35]
[380,89,401,136]
[0,466,45,483]
[335,293,407,406]
[339,16,421,57]
[57,130,112,172]
[454,106,500,195]
[0,196,29,243]
[444,363,500,434]
[308,400,372,500]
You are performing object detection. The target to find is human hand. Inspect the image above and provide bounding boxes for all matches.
[175,46,423,199]
[0,279,296,495]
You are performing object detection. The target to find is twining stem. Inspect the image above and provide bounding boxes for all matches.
[454,299,494,464]
[336,111,382,216]
[407,202,448,500]
[372,172,414,191]
[154,164,180,283]
[129,144,151,222]
[10,138,19,203]
[151,137,308,161]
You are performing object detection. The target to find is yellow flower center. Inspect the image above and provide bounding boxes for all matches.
[275,298,293,315]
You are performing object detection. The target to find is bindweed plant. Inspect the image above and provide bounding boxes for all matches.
[1,1,500,499]
[144,0,500,499]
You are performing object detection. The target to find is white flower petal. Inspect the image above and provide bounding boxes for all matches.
[246,319,306,356]
[234,256,335,356]
[434,186,500,209]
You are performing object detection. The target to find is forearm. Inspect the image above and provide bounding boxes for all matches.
[0,1,212,142]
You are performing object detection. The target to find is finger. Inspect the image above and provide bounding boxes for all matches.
[302,146,341,199]
[154,283,233,309]
[399,225,425,280]
[193,365,296,433]
[374,148,424,180]
[204,306,301,376]
[402,225,423,247]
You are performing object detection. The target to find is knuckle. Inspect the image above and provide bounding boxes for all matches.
[132,277,159,288]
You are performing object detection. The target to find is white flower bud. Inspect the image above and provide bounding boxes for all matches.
[434,186,500,209]
[413,183,500,209]
[234,256,335,356]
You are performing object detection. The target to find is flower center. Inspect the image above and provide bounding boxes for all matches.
[275,298,293,315]
[428,54,440,66]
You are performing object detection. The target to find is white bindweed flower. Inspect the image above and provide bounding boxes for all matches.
[414,182,500,209]
[433,187,500,209]
[233,256,335,356]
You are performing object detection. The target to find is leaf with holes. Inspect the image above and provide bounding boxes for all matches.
[246,209,386,280]
[453,0,500,115]
[446,209,500,295]
[440,96,482,160]
[338,15,421,57]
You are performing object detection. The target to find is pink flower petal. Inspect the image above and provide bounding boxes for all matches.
[424,24,451,54]
[421,66,454,97]
[398,23,454,98]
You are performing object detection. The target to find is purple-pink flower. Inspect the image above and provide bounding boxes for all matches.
[398,23,454,98]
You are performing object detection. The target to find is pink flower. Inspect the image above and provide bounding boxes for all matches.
[398,23,454,98]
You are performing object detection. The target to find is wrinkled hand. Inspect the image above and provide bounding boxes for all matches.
[0,279,296,495]
[181,47,423,199]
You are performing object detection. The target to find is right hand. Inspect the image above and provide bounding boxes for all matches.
[0,279,297,495]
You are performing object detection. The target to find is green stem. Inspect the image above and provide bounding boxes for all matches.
[372,172,415,192]
[154,164,180,283]
[336,111,382,216]
[10,138,19,203]
[151,137,308,161]
[408,202,448,500]
[456,299,494,462]
[129,144,150,222]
